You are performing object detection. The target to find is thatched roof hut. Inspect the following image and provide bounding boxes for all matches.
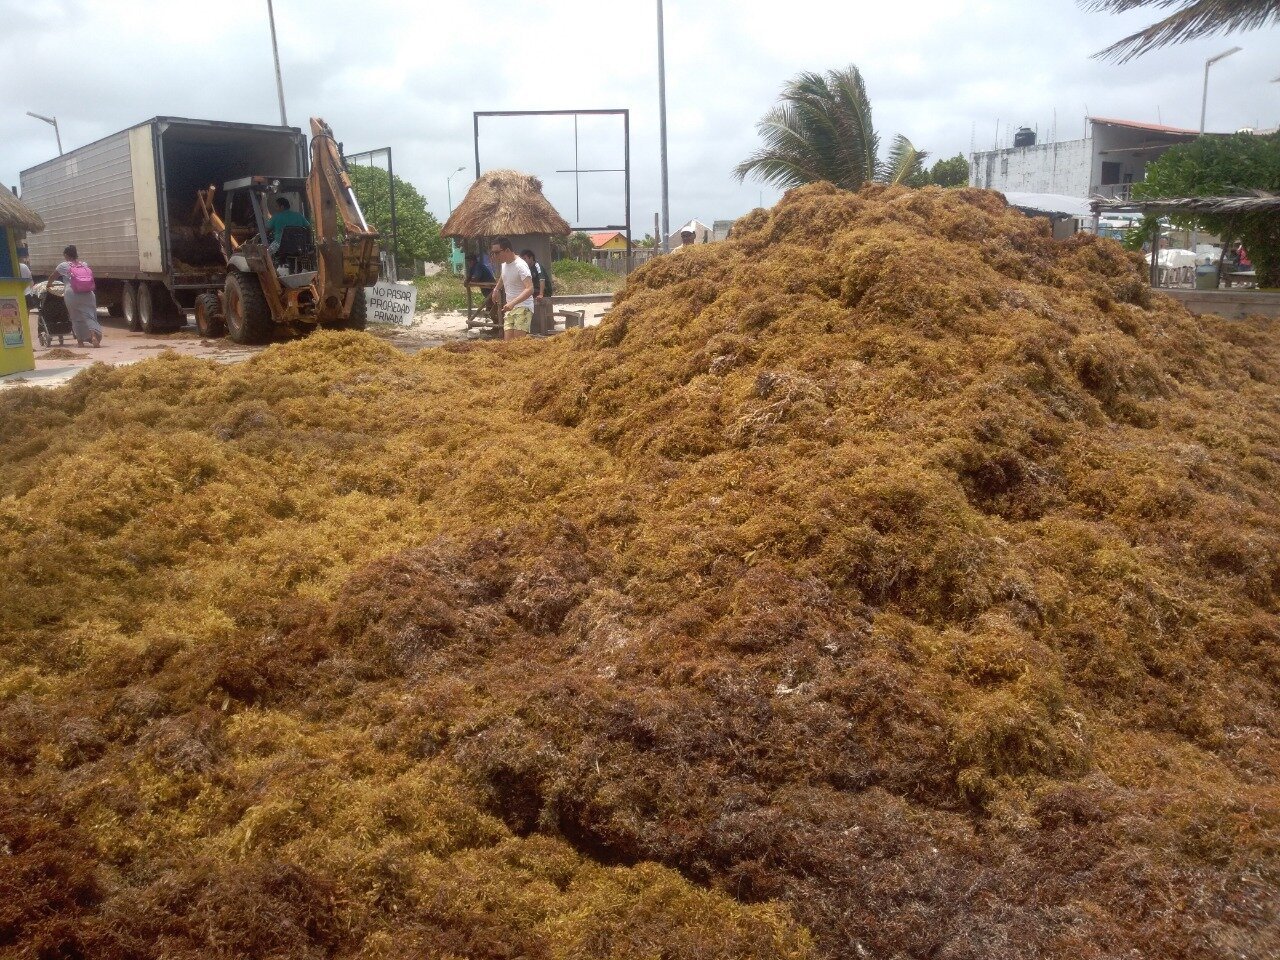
[0,187,45,233]
[442,170,570,240]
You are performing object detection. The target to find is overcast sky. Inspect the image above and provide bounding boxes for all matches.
[3,0,1277,238]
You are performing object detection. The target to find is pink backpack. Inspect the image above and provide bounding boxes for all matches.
[67,261,95,294]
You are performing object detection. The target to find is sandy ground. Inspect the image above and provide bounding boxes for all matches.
[1,298,613,391]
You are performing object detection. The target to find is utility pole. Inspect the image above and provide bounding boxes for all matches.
[657,0,671,253]
[1200,46,1242,134]
[266,0,289,126]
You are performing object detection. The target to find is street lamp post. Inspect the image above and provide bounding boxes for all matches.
[1194,46,1241,256]
[1200,46,1242,134]
[447,166,466,273]
[26,112,62,155]
[266,0,288,126]
[656,0,670,253]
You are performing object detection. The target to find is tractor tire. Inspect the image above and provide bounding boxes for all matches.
[121,282,141,332]
[321,288,367,331]
[223,271,273,345]
[194,293,225,338]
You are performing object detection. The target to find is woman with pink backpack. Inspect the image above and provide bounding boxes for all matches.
[49,244,102,348]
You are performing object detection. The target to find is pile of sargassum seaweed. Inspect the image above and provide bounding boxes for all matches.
[2,183,1277,960]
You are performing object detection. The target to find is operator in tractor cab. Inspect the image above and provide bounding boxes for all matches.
[267,197,311,254]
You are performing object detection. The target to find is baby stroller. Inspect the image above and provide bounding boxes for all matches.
[35,281,74,348]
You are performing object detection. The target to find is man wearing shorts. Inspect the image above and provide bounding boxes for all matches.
[490,237,535,340]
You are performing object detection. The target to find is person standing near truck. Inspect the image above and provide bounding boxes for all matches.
[50,245,102,348]
[489,237,534,341]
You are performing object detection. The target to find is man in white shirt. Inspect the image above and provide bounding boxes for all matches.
[489,236,534,341]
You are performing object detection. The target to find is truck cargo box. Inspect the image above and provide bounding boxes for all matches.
[20,117,306,316]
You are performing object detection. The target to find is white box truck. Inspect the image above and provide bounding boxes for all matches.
[20,117,306,332]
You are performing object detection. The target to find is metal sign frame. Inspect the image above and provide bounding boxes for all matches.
[344,146,398,280]
[473,109,631,253]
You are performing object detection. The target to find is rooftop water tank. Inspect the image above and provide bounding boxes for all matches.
[1014,126,1037,148]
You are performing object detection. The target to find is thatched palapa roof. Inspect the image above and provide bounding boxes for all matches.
[442,170,571,239]
[0,187,44,233]
[1092,190,1280,217]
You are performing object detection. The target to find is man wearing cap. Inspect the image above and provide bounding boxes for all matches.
[676,228,696,251]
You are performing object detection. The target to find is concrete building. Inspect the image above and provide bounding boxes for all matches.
[969,118,1201,201]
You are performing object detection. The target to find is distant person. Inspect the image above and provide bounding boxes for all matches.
[520,249,553,299]
[489,237,534,341]
[267,197,310,252]
[465,252,494,284]
[677,228,696,250]
[19,256,35,311]
[50,244,101,348]
[521,249,553,334]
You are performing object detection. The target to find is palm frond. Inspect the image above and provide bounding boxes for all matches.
[824,66,880,189]
[1084,0,1280,61]
[881,136,928,186]
[733,105,829,188]
[735,63,927,192]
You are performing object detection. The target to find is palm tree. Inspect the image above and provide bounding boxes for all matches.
[1086,0,1280,61]
[734,65,926,191]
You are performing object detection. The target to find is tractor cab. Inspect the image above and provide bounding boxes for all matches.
[190,118,379,345]
[221,176,316,287]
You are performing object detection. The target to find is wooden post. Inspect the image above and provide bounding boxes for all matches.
[1149,217,1160,288]
[1215,221,1232,290]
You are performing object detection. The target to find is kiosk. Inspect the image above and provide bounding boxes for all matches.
[0,189,44,377]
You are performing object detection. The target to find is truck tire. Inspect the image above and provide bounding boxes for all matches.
[138,283,160,334]
[194,293,225,338]
[224,271,273,345]
[322,288,367,331]
[121,282,141,332]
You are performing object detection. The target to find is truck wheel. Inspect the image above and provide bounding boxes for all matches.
[194,293,225,338]
[121,282,141,332]
[138,283,159,334]
[150,283,186,330]
[224,272,273,345]
[322,288,367,331]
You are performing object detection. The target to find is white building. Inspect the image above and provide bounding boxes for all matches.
[969,117,1202,201]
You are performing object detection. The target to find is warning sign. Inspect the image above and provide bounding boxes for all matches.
[364,281,418,327]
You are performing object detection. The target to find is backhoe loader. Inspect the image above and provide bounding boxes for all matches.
[193,118,381,344]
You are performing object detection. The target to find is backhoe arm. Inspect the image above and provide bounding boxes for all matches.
[307,117,381,320]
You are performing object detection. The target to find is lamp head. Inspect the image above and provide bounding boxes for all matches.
[1206,46,1243,67]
